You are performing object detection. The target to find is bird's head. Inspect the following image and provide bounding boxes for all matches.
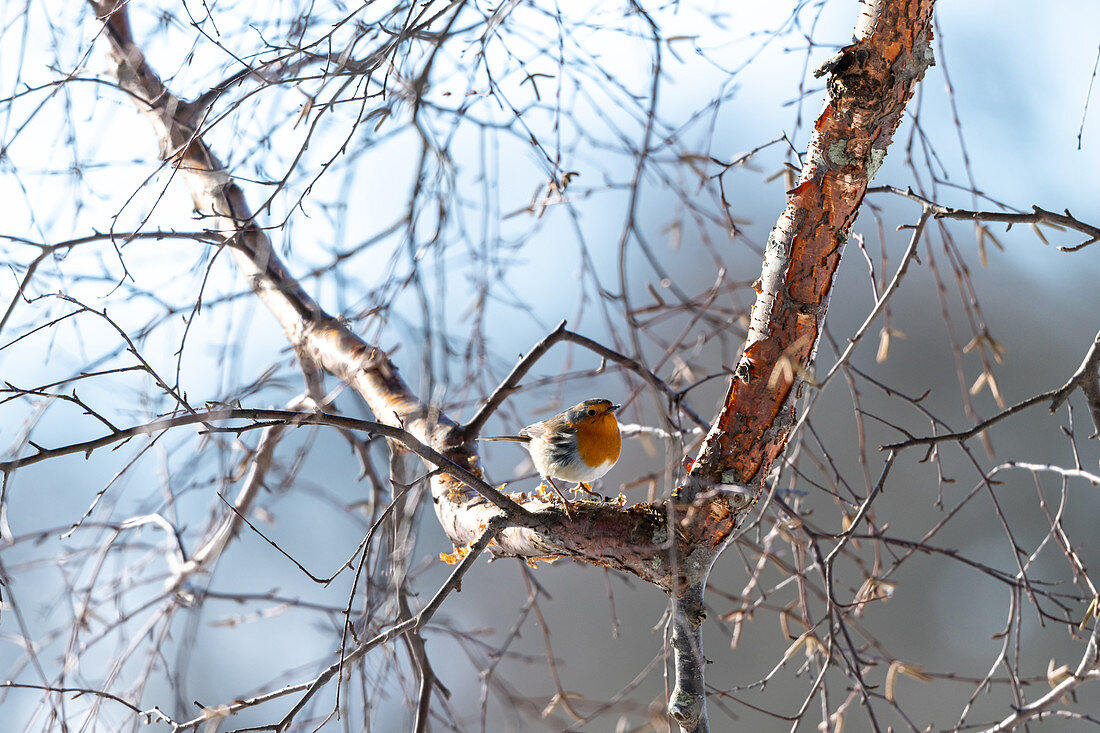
[564,398,621,427]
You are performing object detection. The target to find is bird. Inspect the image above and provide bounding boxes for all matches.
[481,398,622,511]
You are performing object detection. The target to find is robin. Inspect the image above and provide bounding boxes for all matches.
[481,398,622,510]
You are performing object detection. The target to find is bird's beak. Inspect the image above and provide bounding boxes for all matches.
[610,404,622,412]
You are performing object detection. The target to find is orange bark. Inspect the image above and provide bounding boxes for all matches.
[686,0,936,527]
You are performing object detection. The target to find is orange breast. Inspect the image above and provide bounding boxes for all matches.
[576,413,621,468]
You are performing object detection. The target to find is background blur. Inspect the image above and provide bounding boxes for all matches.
[2,0,1099,730]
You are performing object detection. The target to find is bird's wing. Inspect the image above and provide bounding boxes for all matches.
[518,422,547,440]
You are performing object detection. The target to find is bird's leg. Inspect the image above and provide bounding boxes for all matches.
[545,477,574,516]
[570,482,601,497]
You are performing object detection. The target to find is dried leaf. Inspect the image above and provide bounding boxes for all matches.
[525,555,562,567]
[886,661,931,702]
[853,576,897,615]
[439,544,470,565]
[988,336,1007,363]
[779,604,795,640]
[1047,658,1072,688]
[970,369,1006,407]
[783,630,825,661]
[540,691,584,719]
[293,96,314,129]
[876,328,891,363]
[1080,595,1100,630]
[1030,222,1050,245]
[822,710,845,733]
[986,372,1005,408]
[985,226,1005,252]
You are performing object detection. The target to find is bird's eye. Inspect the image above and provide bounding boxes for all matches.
[587,409,596,416]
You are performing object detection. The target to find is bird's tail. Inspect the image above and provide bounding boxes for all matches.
[479,435,531,442]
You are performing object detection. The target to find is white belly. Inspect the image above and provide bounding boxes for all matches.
[530,436,614,483]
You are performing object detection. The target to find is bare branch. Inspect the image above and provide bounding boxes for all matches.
[1,407,531,522]
[872,185,1100,251]
[978,615,1100,733]
[463,319,709,437]
[883,329,1100,450]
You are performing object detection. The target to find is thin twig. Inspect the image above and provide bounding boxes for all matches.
[871,186,1100,252]
[0,681,144,716]
[0,407,532,522]
[882,329,1100,450]
[462,319,708,436]
[977,615,1100,732]
[272,518,506,733]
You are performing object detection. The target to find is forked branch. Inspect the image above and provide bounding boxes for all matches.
[85,1,937,730]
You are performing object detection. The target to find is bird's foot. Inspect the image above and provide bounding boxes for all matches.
[570,482,601,498]
[545,477,574,517]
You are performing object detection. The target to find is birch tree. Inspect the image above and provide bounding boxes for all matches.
[2,0,1099,731]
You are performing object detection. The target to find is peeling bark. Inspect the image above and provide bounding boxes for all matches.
[666,2,935,729]
[684,0,936,518]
